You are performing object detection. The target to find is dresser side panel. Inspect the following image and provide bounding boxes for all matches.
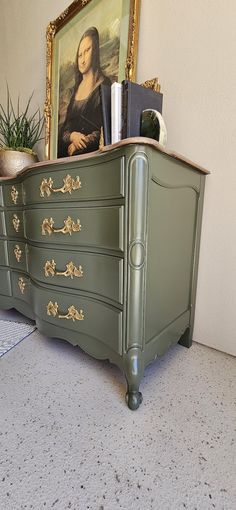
[145,152,200,343]
[148,149,202,191]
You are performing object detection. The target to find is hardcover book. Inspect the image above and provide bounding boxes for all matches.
[100,83,112,145]
[122,80,163,139]
[111,82,122,144]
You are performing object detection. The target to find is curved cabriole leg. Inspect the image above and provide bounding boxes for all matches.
[178,327,192,348]
[124,348,144,410]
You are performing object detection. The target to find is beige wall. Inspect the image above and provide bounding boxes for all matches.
[0,0,70,159]
[137,0,236,356]
[0,0,235,355]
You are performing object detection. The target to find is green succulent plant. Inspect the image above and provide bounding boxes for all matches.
[0,86,44,154]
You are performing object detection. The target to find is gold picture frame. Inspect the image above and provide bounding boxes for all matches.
[44,0,140,159]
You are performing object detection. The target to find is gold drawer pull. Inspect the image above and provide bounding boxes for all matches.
[18,277,26,294]
[11,186,19,204]
[47,301,84,322]
[12,214,20,232]
[41,216,82,236]
[40,174,81,197]
[44,260,83,278]
[14,245,22,262]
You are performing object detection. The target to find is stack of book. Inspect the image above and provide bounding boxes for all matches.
[100,79,163,146]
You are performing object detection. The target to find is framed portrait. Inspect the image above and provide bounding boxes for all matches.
[45,0,140,160]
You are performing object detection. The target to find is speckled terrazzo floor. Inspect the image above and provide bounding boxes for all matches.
[0,315,235,510]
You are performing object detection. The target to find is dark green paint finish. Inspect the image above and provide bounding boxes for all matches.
[0,211,6,236]
[34,316,122,366]
[0,294,35,320]
[23,155,125,205]
[31,283,123,355]
[11,271,31,305]
[0,240,8,266]
[145,182,198,341]
[0,187,3,206]
[8,240,27,271]
[125,152,149,352]
[5,210,24,239]
[0,142,208,409]
[3,183,23,207]
[124,347,144,410]
[149,149,202,191]
[27,245,123,305]
[178,327,191,348]
[25,206,124,251]
[144,311,190,366]
[0,268,12,296]
[187,175,206,343]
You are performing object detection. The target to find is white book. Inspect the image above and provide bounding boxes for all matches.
[111,82,122,144]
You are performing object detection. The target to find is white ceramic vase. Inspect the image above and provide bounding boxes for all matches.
[0,149,38,177]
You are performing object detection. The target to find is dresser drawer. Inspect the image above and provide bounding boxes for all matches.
[25,206,124,251]
[8,241,27,271]
[0,211,6,236]
[0,240,8,266]
[11,271,31,303]
[23,156,125,204]
[3,183,23,206]
[5,210,24,238]
[33,286,123,355]
[28,245,123,304]
[0,268,11,296]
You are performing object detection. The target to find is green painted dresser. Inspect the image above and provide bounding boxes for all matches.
[0,139,209,409]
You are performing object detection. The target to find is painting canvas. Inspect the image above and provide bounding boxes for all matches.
[45,0,140,159]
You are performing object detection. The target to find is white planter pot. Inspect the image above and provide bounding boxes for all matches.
[0,149,38,177]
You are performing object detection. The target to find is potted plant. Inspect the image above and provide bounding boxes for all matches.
[0,86,44,177]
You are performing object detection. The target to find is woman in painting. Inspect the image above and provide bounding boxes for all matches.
[58,26,111,157]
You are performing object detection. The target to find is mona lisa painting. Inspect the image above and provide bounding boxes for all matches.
[45,0,140,160]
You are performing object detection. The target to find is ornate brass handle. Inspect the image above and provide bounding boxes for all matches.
[44,260,83,278]
[47,301,84,322]
[14,245,22,262]
[40,174,82,197]
[18,277,26,294]
[41,216,82,236]
[11,186,19,204]
[12,214,20,232]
